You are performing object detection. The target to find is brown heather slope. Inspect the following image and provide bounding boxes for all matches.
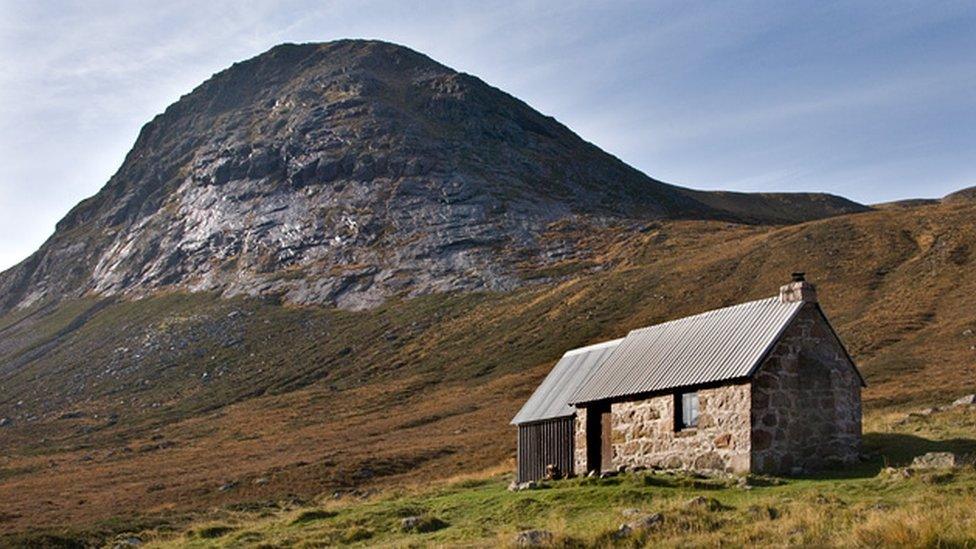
[0,199,974,542]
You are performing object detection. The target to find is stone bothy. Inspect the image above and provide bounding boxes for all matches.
[511,275,864,481]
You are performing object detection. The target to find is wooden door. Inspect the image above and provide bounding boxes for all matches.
[600,407,613,470]
[585,402,612,473]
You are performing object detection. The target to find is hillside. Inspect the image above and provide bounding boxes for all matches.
[943,185,976,204]
[1,196,975,544]
[0,40,970,545]
[0,40,866,314]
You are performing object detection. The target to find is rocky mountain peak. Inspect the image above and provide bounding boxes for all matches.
[0,40,867,312]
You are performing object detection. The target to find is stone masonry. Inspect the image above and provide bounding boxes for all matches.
[750,304,862,473]
[608,383,751,473]
[573,406,587,475]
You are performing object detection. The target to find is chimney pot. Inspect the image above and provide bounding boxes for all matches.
[780,273,817,303]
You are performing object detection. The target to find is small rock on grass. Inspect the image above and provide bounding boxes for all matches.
[910,407,939,417]
[507,480,538,492]
[400,515,448,533]
[686,496,727,511]
[613,523,634,540]
[614,513,664,540]
[911,452,960,469]
[952,394,976,407]
[881,466,914,479]
[515,529,553,547]
[629,513,663,530]
[111,535,143,548]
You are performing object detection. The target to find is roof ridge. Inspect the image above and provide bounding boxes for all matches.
[629,295,782,335]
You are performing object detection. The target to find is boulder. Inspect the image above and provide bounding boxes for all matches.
[686,496,726,511]
[911,452,960,469]
[400,515,448,533]
[881,466,914,479]
[952,394,976,407]
[910,407,938,417]
[111,535,143,548]
[514,529,553,547]
[507,480,538,492]
[613,513,663,540]
[628,513,664,530]
[613,524,633,540]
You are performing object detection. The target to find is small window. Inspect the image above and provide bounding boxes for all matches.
[675,391,699,430]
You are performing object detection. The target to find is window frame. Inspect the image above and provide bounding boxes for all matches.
[674,391,700,431]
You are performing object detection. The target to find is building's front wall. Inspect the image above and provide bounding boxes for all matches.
[750,304,862,473]
[600,383,752,474]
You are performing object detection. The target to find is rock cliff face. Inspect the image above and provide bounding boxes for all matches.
[0,40,867,312]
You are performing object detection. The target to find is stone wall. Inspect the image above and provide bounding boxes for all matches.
[750,304,862,473]
[573,407,587,475]
[609,383,751,473]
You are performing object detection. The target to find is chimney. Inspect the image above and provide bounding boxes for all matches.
[779,272,817,303]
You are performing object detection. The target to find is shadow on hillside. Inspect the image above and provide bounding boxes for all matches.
[807,432,976,480]
[865,432,976,466]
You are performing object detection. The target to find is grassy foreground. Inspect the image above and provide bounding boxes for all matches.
[121,406,976,548]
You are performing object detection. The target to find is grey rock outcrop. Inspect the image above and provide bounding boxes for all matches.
[0,40,868,314]
[911,452,961,469]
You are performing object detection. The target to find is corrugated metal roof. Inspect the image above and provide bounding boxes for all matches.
[511,339,622,425]
[570,297,804,404]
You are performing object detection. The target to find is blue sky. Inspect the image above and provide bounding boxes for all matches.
[1,1,974,271]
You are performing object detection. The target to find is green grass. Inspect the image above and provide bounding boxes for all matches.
[144,466,976,548]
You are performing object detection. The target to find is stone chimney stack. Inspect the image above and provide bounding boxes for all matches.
[779,272,818,303]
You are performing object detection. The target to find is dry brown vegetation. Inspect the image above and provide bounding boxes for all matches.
[1,200,975,544]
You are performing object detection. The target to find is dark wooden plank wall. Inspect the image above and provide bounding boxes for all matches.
[516,417,575,482]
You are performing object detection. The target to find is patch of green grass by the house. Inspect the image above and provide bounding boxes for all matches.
[142,465,976,548]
